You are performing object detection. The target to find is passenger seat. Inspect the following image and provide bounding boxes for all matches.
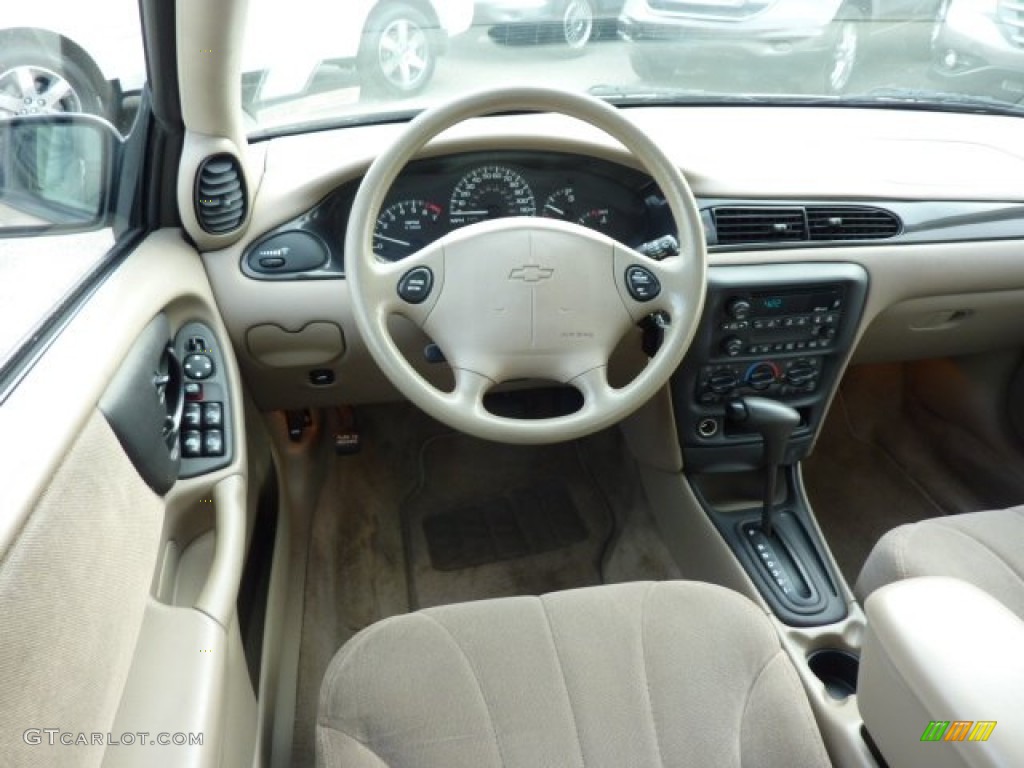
[856,506,1024,618]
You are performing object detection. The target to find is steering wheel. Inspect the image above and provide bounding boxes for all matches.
[345,87,706,444]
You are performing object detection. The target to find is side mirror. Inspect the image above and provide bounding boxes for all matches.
[0,114,120,235]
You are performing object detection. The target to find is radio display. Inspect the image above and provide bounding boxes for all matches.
[751,290,839,316]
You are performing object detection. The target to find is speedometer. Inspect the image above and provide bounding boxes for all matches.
[449,166,536,227]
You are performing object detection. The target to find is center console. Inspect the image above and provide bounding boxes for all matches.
[673,262,869,626]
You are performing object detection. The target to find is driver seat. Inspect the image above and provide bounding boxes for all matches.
[316,581,831,767]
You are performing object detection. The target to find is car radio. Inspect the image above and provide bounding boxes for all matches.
[714,288,844,360]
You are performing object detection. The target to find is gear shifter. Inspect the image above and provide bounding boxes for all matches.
[725,397,800,537]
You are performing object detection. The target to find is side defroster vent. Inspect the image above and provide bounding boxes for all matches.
[712,207,807,245]
[194,154,247,234]
[806,206,901,240]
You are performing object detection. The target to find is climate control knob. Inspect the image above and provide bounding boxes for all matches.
[745,362,779,391]
[707,369,739,395]
[786,359,817,387]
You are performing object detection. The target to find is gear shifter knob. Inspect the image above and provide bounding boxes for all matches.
[726,397,800,537]
[725,397,801,466]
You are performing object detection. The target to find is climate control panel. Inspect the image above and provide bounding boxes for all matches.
[697,357,822,404]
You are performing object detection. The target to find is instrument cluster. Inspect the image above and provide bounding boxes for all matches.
[369,157,656,261]
[241,151,672,279]
[341,151,667,265]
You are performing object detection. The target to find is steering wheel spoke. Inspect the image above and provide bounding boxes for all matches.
[570,365,617,415]
[447,367,495,412]
[612,244,691,322]
[363,243,446,327]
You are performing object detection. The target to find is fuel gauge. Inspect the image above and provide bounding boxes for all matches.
[541,187,579,221]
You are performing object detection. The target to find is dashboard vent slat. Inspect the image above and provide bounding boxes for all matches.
[194,154,247,235]
[712,207,807,244]
[806,206,901,240]
[710,204,901,246]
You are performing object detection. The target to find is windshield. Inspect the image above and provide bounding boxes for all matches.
[242,0,1024,135]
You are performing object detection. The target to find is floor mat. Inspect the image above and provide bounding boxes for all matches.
[423,483,588,570]
[402,434,614,609]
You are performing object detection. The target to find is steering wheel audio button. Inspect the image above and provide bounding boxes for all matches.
[625,265,661,302]
[398,266,434,304]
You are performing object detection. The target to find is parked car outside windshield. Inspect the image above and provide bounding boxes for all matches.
[237,0,1022,135]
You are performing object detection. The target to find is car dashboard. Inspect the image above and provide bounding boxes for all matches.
[204,106,1024,423]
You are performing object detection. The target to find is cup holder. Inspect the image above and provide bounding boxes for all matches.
[807,649,860,700]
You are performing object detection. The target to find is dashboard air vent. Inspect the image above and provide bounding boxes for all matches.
[712,207,807,245]
[806,206,901,241]
[195,154,246,234]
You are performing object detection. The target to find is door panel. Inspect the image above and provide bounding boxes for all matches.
[0,410,165,767]
[0,230,257,767]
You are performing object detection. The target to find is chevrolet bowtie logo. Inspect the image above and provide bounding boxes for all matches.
[509,264,554,283]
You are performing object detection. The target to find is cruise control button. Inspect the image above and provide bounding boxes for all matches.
[183,353,214,380]
[624,266,661,302]
[397,267,433,304]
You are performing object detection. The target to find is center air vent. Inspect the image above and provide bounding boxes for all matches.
[806,206,902,240]
[710,204,901,246]
[712,207,807,244]
[195,154,247,235]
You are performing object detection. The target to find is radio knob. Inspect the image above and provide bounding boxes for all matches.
[726,297,752,320]
[816,325,837,341]
[721,336,744,357]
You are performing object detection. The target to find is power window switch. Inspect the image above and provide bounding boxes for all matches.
[182,430,203,458]
[184,382,203,401]
[202,402,223,428]
[183,402,202,429]
[202,429,224,457]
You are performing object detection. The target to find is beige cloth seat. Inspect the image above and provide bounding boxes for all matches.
[856,506,1024,619]
[316,581,831,768]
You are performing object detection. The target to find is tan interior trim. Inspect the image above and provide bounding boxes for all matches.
[195,473,248,628]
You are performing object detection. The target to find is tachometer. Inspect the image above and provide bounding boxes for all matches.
[373,199,444,261]
[449,166,536,227]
